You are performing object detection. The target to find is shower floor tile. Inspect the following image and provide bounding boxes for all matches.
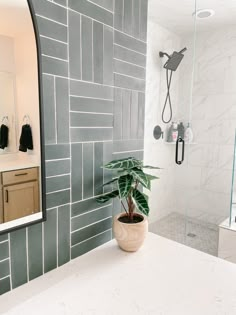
[149,213,219,256]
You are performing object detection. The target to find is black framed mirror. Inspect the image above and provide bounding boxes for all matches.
[0,0,46,235]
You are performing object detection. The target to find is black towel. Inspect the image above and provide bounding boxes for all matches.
[19,124,33,152]
[0,124,9,149]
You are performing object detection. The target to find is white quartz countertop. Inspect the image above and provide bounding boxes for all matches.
[0,154,40,172]
[1,233,236,315]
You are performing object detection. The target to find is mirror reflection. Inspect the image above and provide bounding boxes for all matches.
[0,0,42,232]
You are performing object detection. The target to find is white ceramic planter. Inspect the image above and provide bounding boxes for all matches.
[113,213,148,252]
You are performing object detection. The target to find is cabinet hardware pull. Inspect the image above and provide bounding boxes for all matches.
[5,190,8,203]
[15,173,28,177]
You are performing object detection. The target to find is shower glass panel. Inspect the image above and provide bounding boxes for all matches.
[184,0,236,255]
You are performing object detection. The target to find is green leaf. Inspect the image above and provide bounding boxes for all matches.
[132,189,150,216]
[130,168,151,190]
[102,178,118,187]
[118,174,133,198]
[146,174,159,181]
[142,165,161,169]
[103,157,142,170]
[96,190,119,203]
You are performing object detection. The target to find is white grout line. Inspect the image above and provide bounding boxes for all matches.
[71,228,112,247]
[70,140,113,144]
[26,228,29,282]
[70,126,113,129]
[54,76,58,144]
[92,15,94,82]
[67,0,72,261]
[46,173,71,179]
[8,233,12,290]
[0,257,9,264]
[72,218,112,235]
[70,110,113,115]
[70,94,113,101]
[80,12,82,80]
[46,158,71,162]
[114,43,146,57]
[46,202,70,212]
[42,54,68,62]
[113,149,144,154]
[0,275,10,281]
[71,204,112,220]
[46,188,70,195]
[114,28,147,45]
[114,71,145,81]
[40,35,68,45]
[113,57,145,69]
[36,14,67,27]
[87,0,114,14]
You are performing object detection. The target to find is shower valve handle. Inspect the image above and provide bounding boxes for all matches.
[175,137,185,165]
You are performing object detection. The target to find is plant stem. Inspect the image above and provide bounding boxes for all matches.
[121,200,128,215]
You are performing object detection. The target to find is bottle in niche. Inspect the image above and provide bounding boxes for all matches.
[172,122,178,142]
[177,122,185,139]
[184,122,193,143]
[167,122,174,142]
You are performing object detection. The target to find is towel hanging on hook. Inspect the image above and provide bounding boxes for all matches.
[0,116,9,149]
[23,114,30,125]
[2,116,9,125]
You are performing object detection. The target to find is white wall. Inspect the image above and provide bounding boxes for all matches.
[0,35,17,154]
[14,31,40,158]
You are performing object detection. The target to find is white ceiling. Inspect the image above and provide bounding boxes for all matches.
[0,0,31,37]
[148,0,236,35]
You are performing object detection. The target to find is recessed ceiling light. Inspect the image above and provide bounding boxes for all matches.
[193,9,215,19]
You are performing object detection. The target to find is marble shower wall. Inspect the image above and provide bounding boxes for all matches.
[0,0,148,296]
[144,19,181,223]
[174,27,236,225]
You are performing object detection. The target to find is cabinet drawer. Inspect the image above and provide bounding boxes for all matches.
[2,167,38,186]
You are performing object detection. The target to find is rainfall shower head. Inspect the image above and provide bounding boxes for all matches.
[159,47,187,71]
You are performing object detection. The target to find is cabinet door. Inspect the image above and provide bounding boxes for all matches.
[3,181,39,222]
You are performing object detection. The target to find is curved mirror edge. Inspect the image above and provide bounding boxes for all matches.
[0,0,46,235]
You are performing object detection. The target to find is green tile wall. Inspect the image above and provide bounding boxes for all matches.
[0,0,147,296]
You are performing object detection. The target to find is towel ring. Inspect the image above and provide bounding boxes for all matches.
[2,116,9,125]
[23,115,31,124]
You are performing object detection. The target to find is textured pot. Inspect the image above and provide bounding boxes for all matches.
[113,213,148,252]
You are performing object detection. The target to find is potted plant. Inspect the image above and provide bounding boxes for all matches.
[96,157,159,252]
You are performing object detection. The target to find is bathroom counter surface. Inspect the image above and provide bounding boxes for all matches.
[1,232,236,315]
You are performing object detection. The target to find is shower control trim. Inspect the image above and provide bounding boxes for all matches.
[175,137,185,165]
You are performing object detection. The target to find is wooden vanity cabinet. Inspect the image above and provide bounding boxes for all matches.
[1,167,39,223]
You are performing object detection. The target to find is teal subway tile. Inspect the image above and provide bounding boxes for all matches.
[28,224,43,281]
[0,277,11,296]
[71,143,82,203]
[44,209,57,273]
[68,0,113,26]
[58,205,70,266]
[0,242,9,261]
[0,259,10,279]
[33,0,67,25]
[71,230,111,259]
[10,229,27,289]
[71,205,112,232]
[71,217,112,246]
[70,97,113,114]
